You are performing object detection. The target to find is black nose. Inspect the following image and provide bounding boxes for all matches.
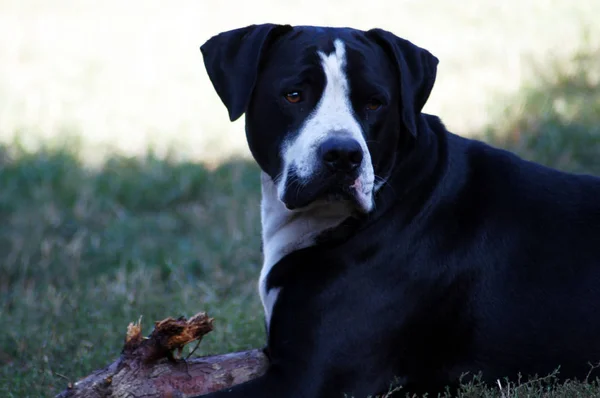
[318,137,363,172]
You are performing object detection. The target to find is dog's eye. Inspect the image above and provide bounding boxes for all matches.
[366,98,382,111]
[285,91,302,104]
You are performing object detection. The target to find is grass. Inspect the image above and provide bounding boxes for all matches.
[2,6,600,397]
[0,146,267,397]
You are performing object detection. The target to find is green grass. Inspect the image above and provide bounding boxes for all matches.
[0,146,266,397]
[2,39,600,398]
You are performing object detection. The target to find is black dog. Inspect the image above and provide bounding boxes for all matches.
[199,24,600,397]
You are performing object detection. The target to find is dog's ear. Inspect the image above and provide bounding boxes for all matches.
[366,28,439,137]
[200,24,292,122]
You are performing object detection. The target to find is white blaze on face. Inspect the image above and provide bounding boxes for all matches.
[258,39,377,331]
[277,39,375,213]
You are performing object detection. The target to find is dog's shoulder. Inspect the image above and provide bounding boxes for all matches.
[419,113,600,235]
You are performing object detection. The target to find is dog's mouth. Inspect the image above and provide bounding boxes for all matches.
[281,173,372,213]
[324,179,360,203]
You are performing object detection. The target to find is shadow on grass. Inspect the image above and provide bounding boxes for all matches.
[0,144,263,288]
[0,144,266,397]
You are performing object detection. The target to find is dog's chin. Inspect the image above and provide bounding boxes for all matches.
[282,186,372,214]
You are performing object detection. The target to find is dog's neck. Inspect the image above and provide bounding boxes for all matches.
[258,171,354,329]
[373,116,446,222]
[257,116,445,329]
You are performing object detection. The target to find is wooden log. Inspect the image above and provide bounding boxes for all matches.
[55,312,268,398]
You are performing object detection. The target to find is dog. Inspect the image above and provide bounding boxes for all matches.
[198,24,600,397]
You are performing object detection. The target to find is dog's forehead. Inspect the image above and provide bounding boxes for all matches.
[290,26,367,47]
[269,26,382,66]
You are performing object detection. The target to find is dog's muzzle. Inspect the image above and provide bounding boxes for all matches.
[280,135,373,212]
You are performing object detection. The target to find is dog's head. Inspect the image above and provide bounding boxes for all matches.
[201,24,438,213]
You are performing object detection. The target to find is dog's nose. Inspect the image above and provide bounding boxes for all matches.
[319,137,363,172]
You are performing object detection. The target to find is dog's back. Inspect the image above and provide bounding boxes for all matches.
[437,119,600,384]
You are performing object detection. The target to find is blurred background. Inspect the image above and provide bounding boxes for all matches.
[1,1,599,396]
[2,0,599,161]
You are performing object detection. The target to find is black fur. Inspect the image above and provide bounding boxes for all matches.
[199,24,600,397]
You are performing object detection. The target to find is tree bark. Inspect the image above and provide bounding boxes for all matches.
[55,313,268,398]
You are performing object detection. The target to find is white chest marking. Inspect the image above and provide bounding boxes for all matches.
[258,172,351,330]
